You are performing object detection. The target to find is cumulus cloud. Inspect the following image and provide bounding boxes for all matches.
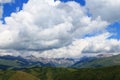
[5,32,119,58]
[0,0,119,58]
[82,33,120,54]
[85,0,120,22]
[0,6,3,18]
[0,0,108,51]
[26,33,120,58]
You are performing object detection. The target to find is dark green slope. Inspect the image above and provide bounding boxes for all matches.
[1,66,120,80]
[72,54,120,68]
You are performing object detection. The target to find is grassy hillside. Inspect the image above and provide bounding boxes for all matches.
[9,71,39,80]
[72,54,120,68]
[0,66,120,80]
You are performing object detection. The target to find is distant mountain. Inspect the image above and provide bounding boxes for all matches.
[25,55,76,67]
[0,55,77,69]
[0,53,117,69]
[71,56,97,68]
[0,55,54,70]
[72,54,120,68]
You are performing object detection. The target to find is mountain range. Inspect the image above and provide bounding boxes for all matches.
[0,55,77,70]
[0,54,120,80]
[72,54,120,68]
[0,53,119,69]
[0,55,53,70]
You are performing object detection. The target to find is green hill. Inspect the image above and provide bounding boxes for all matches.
[72,54,120,68]
[0,66,120,80]
[8,71,39,80]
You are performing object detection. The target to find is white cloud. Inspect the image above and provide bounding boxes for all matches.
[5,32,119,58]
[28,33,120,58]
[0,0,13,3]
[85,0,120,22]
[82,33,120,54]
[0,0,108,51]
[0,0,120,58]
[0,6,3,18]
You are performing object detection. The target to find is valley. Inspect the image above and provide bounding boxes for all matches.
[0,65,120,80]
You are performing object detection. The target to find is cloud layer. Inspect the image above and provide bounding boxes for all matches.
[85,0,120,22]
[0,0,119,58]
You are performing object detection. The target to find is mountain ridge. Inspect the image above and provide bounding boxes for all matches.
[72,54,120,68]
[0,53,119,69]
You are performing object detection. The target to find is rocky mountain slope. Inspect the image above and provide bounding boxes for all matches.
[72,54,120,68]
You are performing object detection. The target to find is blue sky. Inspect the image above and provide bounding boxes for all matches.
[59,0,85,6]
[2,0,85,18]
[1,0,28,21]
[107,22,120,40]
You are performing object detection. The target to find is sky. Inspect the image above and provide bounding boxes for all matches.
[0,0,120,58]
